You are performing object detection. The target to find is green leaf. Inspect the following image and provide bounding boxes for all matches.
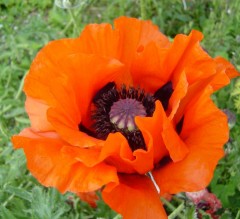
[31,187,70,219]
[0,206,17,219]
[185,206,197,219]
[5,185,31,202]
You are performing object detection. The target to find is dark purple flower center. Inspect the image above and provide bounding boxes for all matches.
[90,83,155,151]
[79,81,184,151]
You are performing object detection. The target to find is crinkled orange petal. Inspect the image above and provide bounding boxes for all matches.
[75,22,133,86]
[24,38,79,105]
[139,99,188,162]
[130,132,154,173]
[181,86,228,142]
[47,107,101,148]
[168,71,188,119]
[131,42,170,93]
[56,53,125,125]
[24,36,126,147]
[132,29,239,96]
[12,129,118,193]
[99,133,136,173]
[23,39,83,134]
[184,59,217,85]
[154,146,224,195]
[137,100,189,163]
[99,132,154,174]
[102,174,167,219]
[61,146,101,167]
[161,111,189,162]
[167,31,238,90]
[36,53,125,147]
[25,96,53,131]
[212,56,239,90]
[66,162,118,193]
[61,131,152,174]
[75,16,170,69]
[135,101,168,164]
[174,71,230,123]
[114,16,170,68]
[153,87,227,194]
[184,56,238,92]
[163,30,206,80]
[75,23,119,58]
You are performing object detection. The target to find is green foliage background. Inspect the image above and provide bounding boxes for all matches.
[0,0,239,218]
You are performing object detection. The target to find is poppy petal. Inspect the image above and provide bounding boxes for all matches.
[114,16,170,68]
[24,38,78,104]
[161,115,189,162]
[168,71,188,119]
[25,96,53,131]
[163,30,205,80]
[174,71,230,123]
[12,129,118,193]
[131,42,170,93]
[55,53,125,125]
[212,56,240,90]
[76,17,169,68]
[47,107,101,148]
[99,132,135,173]
[40,53,125,147]
[75,23,119,58]
[154,146,224,195]
[135,101,168,163]
[153,87,227,194]
[99,132,154,174]
[102,174,167,219]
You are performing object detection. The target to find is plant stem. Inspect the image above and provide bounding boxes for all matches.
[146,171,160,193]
[236,210,240,219]
[182,0,187,10]
[168,202,185,219]
[15,70,28,99]
[68,9,80,36]
[161,198,185,219]
[140,0,147,20]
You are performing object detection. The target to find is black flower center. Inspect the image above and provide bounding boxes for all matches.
[79,81,184,151]
[91,83,155,151]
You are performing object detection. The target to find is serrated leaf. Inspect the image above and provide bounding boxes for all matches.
[3,107,25,118]
[5,185,31,202]
[0,206,17,219]
[31,187,70,219]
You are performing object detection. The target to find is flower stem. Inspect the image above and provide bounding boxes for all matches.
[68,9,80,36]
[15,70,28,99]
[161,198,185,219]
[182,0,187,10]
[140,0,147,20]
[235,210,240,219]
[146,171,160,194]
[168,202,185,219]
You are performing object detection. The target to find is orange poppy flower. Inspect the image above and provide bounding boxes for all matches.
[12,17,239,218]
